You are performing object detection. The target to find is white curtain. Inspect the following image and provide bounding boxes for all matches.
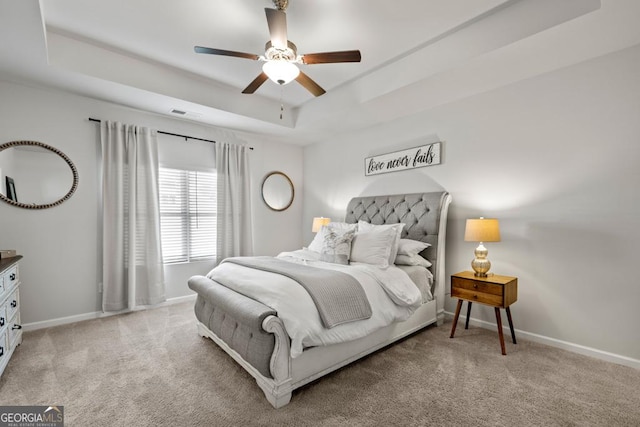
[101,121,165,311]
[215,141,253,263]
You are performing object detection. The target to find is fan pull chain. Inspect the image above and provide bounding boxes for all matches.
[279,86,284,120]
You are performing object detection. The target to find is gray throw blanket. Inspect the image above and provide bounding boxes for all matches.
[216,256,372,329]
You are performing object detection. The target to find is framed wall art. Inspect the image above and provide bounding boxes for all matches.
[365,142,441,176]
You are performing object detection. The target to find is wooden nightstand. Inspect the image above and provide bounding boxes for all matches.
[449,271,518,355]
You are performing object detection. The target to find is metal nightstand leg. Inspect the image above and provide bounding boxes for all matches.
[465,302,472,329]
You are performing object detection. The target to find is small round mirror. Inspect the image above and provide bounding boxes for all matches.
[261,171,294,211]
[0,141,79,209]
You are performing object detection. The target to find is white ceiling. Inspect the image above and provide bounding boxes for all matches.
[1,0,639,145]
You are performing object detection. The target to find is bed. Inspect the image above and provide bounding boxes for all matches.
[188,191,452,408]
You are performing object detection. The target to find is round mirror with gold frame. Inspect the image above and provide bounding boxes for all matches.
[0,140,79,209]
[261,171,294,212]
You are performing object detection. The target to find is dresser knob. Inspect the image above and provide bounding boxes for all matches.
[0,346,3,357]
[10,301,17,308]
[0,317,4,326]
[12,324,22,330]
[9,273,16,281]
[473,284,478,289]
[473,294,478,299]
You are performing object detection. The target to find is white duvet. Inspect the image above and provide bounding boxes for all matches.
[207,249,422,358]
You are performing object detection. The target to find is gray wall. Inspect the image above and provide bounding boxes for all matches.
[0,80,303,325]
[302,44,640,363]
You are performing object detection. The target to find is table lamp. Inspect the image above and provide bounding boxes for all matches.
[312,217,331,233]
[464,217,501,277]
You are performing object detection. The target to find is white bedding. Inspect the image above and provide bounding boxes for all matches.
[396,264,433,303]
[207,249,422,358]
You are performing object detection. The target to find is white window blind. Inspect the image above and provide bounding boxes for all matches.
[159,167,217,263]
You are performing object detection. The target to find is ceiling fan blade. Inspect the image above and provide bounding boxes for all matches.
[194,46,259,61]
[301,50,362,65]
[242,72,269,94]
[295,71,326,97]
[265,8,288,50]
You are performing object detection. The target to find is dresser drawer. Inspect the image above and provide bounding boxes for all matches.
[6,289,19,321]
[0,303,6,331]
[2,265,18,290]
[0,330,7,364]
[8,312,21,347]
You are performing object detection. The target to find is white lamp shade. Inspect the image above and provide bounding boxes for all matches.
[312,217,331,233]
[262,60,300,85]
[464,218,501,242]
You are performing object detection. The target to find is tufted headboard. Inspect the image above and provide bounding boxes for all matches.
[344,192,452,318]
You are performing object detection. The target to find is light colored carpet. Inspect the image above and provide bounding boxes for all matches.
[1,301,639,426]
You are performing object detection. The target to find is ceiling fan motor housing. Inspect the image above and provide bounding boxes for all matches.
[264,40,298,62]
[272,0,288,11]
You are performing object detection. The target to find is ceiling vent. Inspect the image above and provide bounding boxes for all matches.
[169,109,202,119]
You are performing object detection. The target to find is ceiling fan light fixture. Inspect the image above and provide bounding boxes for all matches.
[262,60,300,85]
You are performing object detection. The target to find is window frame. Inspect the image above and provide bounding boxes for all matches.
[158,165,217,264]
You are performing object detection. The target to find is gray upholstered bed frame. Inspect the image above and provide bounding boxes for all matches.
[188,191,452,407]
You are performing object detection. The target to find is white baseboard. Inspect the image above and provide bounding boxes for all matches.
[22,294,197,332]
[445,311,640,370]
[23,301,638,370]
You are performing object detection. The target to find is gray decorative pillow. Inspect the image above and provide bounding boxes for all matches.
[320,228,356,265]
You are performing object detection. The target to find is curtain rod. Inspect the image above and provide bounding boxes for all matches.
[88,118,253,150]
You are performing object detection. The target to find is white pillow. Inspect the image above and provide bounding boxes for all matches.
[395,253,432,268]
[357,221,404,264]
[320,227,356,265]
[397,239,431,256]
[350,226,398,268]
[307,227,326,253]
[308,222,357,253]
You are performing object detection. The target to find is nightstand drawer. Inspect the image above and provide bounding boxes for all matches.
[451,286,503,306]
[452,277,503,296]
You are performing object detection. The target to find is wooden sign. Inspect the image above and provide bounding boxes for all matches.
[365,142,441,176]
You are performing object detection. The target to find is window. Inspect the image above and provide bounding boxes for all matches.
[158,167,217,263]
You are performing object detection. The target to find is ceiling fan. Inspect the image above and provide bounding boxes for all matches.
[194,0,361,97]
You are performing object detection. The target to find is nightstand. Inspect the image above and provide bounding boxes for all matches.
[449,271,517,355]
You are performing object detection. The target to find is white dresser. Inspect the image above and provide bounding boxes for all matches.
[0,255,22,377]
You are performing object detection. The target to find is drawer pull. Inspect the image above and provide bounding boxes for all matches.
[10,300,17,308]
[473,284,478,289]
[0,317,4,326]
[9,273,16,281]
[12,324,22,330]
[0,346,3,357]
[473,294,478,299]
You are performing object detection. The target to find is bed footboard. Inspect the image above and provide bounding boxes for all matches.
[188,275,294,407]
[188,275,278,379]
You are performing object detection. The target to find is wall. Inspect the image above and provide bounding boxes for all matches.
[0,80,303,325]
[302,44,640,364]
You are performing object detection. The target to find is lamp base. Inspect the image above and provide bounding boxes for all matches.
[471,242,491,277]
